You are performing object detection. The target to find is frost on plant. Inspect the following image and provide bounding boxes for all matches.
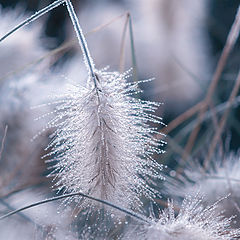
[30,0,166,211]
[43,68,165,210]
[127,194,240,240]
[163,152,240,226]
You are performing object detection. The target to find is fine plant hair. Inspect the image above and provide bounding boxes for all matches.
[47,0,165,209]
[125,194,240,240]
[0,0,165,211]
[163,151,240,227]
[0,191,148,223]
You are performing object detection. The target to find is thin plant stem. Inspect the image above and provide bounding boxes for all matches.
[183,6,240,160]
[0,0,65,42]
[163,95,240,168]
[0,126,8,162]
[155,199,180,212]
[65,0,98,88]
[119,13,129,73]
[208,101,223,156]
[0,39,76,82]
[128,13,138,82]
[160,101,203,135]
[0,192,149,223]
[205,69,240,168]
[0,12,127,82]
[177,95,240,138]
[0,0,98,88]
[0,143,45,189]
[0,199,45,232]
[172,55,204,88]
[0,179,49,199]
[91,12,127,35]
[165,135,193,162]
[223,167,240,214]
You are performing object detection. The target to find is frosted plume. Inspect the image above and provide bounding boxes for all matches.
[44,68,164,209]
[127,195,240,240]
[164,152,240,226]
[39,0,165,209]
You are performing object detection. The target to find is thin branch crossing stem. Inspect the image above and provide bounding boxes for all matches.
[0,191,149,223]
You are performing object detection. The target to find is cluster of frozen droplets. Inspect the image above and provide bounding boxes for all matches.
[127,194,240,240]
[43,68,165,210]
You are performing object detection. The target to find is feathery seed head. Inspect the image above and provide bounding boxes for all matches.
[44,68,165,210]
[44,0,165,211]
[164,152,240,225]
[128,194,240,240]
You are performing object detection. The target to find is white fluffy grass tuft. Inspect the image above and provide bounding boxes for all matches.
[33,0,166,211]
[163,152,240,226]
[43,68,165,209]
[126,194,240,240]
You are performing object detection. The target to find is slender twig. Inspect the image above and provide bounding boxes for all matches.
[162,95,240,167]
[65,0,98,87]
[208,101,223,156]
[0,178,48,199]
[0,0,65,43]
[182,6,240,160]
[165,135,193,162]
[172,55,203,87]
[0,12,127,82]
[160,101,203,135]
[0,0,97,88]
[205,69,240,168]
[0,126,8,162]
[92,12,127,35]
[180,95,240,136]
[0,143,45,189]
[0,192,149,223]
[128,13,138,82]
[119,13,129,73]
[0,199,45,232]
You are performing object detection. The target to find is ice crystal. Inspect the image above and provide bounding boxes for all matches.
[43,68,165,209]
[127,194,240,240]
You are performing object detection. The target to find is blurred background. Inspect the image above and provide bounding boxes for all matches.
[0,0,240,239]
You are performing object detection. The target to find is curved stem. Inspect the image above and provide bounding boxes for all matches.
[0,191,149,223]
